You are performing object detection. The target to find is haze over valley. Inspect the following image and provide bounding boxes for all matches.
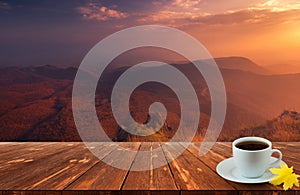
[1,57,299,141]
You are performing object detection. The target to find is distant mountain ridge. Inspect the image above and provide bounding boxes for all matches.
[0,65,76,86]
[214,56,270,75]
[169,56,270,75]
[0,56,300,141]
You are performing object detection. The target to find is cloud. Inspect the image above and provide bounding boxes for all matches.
[196,9,300,26]
[77,2,128,21]
[137,0,210,26]
[75,0,300,31]
[171,0,202,10]
[138,11,209,23]
[252,0,300,11]
[0,1,11,10]
[137,0,300,28]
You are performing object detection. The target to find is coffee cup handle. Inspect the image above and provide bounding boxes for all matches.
[269,149,282,167]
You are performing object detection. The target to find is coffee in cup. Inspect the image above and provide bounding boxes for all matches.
[232,137,282,178]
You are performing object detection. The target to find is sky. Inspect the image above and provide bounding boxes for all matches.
[0,0,299,67]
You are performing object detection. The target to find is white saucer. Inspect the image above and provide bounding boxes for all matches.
[216,157,286,183]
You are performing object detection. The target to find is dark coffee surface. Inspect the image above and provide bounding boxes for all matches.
[235,141,269,150]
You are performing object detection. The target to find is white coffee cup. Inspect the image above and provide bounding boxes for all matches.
[232,137,282,178]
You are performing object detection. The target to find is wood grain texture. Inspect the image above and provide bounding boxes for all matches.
[238,191,295,195]
[0,142,299,192]
[0,142,62,165]
[122,142,177,190]
[2,191,61,195]
[161,143,235,190]
[0,143,100,190]
[181,191,238,195]
[63,191,122,195]
[274,143,300,171]
[66,142,141,190]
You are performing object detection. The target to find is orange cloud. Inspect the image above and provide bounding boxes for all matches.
[74,0,300,65]
[137,0,210,26]
[252,0,300,11]
[77,3,127,21]
[134,1,300,65]
[172,0,202,10]
[135,0,300,28]
[138,6,300,28]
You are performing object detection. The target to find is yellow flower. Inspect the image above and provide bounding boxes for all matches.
[269,163,299,190]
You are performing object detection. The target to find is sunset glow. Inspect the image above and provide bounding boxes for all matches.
[0,0,299,66]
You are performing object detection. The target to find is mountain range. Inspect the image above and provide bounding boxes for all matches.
[0,57,299,141]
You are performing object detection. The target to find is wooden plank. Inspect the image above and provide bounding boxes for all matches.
[161,142,235,190]
[122,142,151,190]
[181,191,238,195]
[0,142,299,192]
[122,142,177,190]
[239,191,295,195]
[64,191,178,195]
[120,191,180,195]
[273,142,300,171]
[183,142,227,169]
[0,142,62,164]
[65,142,141,190]
[0,142,78,168]
[1,191,61,195]
[0,143,98,190]
[212,142,232,158]
[0,143,82,182]
[27,143,116,190]
[150,143,178,190]
[0,142,29,153]
[275,142,299,146]
[63,191,121,195]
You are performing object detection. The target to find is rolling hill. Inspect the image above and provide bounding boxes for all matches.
[238,110,300,141]
[0,57,299,141]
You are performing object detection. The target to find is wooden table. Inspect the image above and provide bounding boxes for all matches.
[0,142,299,194]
